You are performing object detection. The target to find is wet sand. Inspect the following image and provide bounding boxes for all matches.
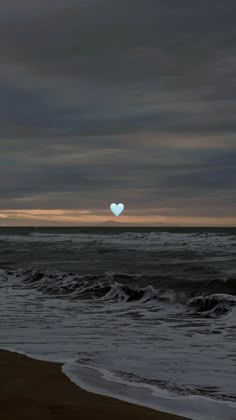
[0,350,188,419]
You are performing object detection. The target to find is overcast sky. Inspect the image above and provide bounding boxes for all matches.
[0,0,236,225]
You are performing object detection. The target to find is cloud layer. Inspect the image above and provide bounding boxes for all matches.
[0,1,236,225]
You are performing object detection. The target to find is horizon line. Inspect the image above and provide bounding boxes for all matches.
[0,225,236,229]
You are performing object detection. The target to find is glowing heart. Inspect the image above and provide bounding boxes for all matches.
[110,203,125,217]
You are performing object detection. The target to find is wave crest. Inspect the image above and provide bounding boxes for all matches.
[1,268,235,316]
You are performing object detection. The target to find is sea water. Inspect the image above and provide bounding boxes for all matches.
[0,227,235,419]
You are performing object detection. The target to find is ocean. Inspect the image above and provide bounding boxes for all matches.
[0,227,235,419]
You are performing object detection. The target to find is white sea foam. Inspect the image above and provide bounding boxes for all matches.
[62,363,236,420]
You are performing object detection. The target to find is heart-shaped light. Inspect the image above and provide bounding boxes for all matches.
[110,203,125,217]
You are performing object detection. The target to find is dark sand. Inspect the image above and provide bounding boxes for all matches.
[0,350,189,420]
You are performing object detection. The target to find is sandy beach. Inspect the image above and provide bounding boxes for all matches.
[0,350,188,420]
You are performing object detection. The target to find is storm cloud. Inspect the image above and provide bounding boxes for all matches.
[0,0,236,224]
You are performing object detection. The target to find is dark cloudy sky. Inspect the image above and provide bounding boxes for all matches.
[0,0,236,225]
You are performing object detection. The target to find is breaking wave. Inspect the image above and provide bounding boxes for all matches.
[1,268,235,316]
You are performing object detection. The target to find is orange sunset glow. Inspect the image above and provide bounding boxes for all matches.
[0,210,236,227]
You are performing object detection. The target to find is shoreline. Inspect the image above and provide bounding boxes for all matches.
[0,349,188,420]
